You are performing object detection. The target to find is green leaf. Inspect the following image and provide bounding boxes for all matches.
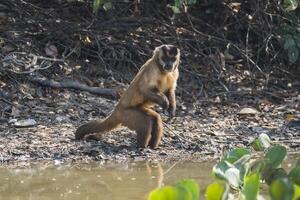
[213,158,247,188]
[93,0,102,13]
[265,168,288,185]
[270,177,294,200]
[103,2,112,11]
[251,159,270,174]
[283,0,298,11]
[261,163,276,183]
[243,172,260,200]
[174,0,182,8]
[148,179,199,200]
[176,180,200,200]
[176,185,193,200]
[223,148,250,164]
[265,145,287,168]
[293,184,300,200]
[170,6,180,14]
[212,161,233,180]
[284,37,296,50]
[259,134,272,149]
[148,186,179,200]
[252,139,262,151]
[225,167,241,189]
[205,182,225,200]
[234,155,251,185]
[289,165,300,185]
[252,134,271,151]
[288,46,299,64]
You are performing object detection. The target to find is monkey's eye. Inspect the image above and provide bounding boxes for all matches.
[162,56,175,64]
[161,56,168,63]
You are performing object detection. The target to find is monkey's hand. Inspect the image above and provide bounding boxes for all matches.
[161,95,170,111]
[142,89,169,110]
[167,105,176,118]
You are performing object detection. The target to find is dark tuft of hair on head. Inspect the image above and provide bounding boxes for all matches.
[169,46,177,56]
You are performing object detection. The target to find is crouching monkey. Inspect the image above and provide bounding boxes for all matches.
[75,44,180,149]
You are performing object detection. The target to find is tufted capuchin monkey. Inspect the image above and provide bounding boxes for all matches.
[75,44,180,149]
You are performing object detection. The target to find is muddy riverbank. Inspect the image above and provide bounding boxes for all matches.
[1,88,299,164]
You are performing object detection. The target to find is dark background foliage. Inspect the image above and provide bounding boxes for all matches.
[0,0,299,101]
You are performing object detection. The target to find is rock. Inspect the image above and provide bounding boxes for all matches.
[18,155,30,161]
[11,149,23,155]
[53,159,63,166]
[238,107,259,115]
[14,119,37,128]
[159,151,167,156]
[8,118,18,124]
[44,42,58,57]
[55,116,69,123]
[181,105,187,110]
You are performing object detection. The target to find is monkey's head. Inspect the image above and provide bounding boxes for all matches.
[154,44,180,72]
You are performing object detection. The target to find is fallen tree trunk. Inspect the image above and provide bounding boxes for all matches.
[30,77,119,99]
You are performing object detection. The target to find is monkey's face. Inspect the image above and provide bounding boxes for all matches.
[158,45,180,72]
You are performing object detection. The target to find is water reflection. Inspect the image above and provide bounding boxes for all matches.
[0,161,214,200]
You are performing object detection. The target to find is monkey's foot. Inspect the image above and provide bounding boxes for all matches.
[84,133,102,141]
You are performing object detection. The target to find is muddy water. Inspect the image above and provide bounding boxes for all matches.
[0,156,298,200]
[0,161,215,200]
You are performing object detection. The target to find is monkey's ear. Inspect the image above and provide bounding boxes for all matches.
[153,46,162,56]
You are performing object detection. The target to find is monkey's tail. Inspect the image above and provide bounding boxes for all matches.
[75,111,121,140]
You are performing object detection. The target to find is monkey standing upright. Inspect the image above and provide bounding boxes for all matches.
[75,44,180,149]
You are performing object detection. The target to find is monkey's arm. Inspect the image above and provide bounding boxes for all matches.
[165,89,176,118]
[142,88,169,110]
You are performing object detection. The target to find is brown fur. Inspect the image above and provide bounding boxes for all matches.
[75,44,180,149]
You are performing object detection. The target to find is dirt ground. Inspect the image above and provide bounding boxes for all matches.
[0,86,299,164]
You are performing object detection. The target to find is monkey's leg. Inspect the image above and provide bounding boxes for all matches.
[142,108,163,149]
[122,108,153,148]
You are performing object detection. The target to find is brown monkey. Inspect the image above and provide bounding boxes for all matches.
[75,44,180,149]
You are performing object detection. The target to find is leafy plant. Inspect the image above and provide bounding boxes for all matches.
[279,0,300,64]
[294,184,300,200]
[148,179,199,200]
[171,0,198,14]
[265,145,287,168]
[251,133,271,151]
[289,165,300,185]
[93,0,112,13]
[283,0,298,11]
[148,133,300,200]
[270,177,294,200]
[242,172,260,200]
[205,182,225,200]
[223,147,250,164]
[282,32,300,64]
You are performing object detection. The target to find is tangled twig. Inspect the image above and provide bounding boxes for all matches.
[2,52,64,74]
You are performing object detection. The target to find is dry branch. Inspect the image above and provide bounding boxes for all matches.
[30,77,118,99]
